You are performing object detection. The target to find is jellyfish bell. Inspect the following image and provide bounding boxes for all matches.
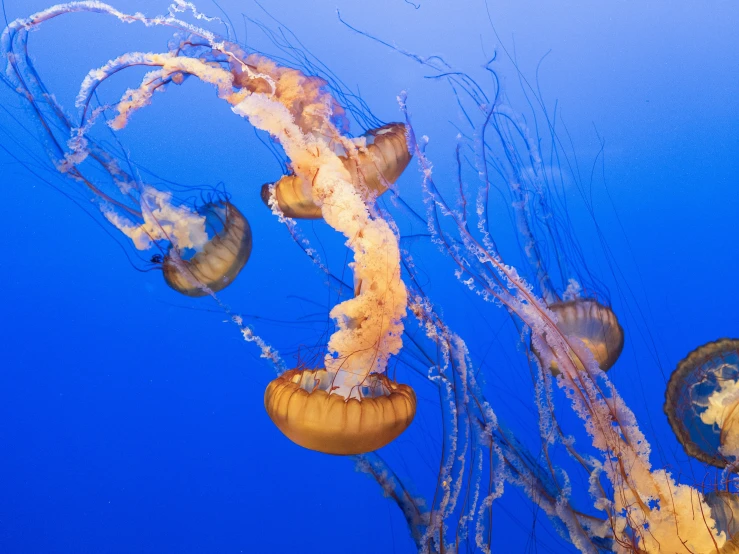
[344,123,412,196]
[162,200,252,297]
[261,175,323,219]
[264,368,416,455]
[261,123,411,219]
[665,339,739,469]
[703,492,739,552]
[532,298,625,375]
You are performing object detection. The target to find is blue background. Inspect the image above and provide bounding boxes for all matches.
[0,1,738,552]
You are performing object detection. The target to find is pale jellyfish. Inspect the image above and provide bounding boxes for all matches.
[704,492,739,552]
[665,338,739,467]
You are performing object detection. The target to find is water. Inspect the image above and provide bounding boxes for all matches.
[0,1,737,552]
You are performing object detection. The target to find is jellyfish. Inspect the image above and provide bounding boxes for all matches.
[261,122,412,219]
[264,368,416,455]
[229,61,416,455]
[665,338,739,469]
[0,5,253,298]
[532,298,624,375]
[162,200,253,297]
[483,97,625,375]
[394,105,729,552]
[3,0,417,458]
[260,120,415,454]
[259,117,417,454]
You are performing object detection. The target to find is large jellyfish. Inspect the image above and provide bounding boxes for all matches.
[261,119,416,454]
[265,368,416,455]
[0,2,419,471]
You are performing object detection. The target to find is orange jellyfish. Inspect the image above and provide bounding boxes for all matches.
[486,95,625,374]
[260,119,417,455]
[1,9,253,299]
[406,53,627,376]
[261,123,411,219]
[216,47,418,454]
[264,368,416,455]
[532,298,624,375]
[665,338,739,468]
[162,201,252,297]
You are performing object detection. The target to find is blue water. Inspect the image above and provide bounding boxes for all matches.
[0,1,737,552]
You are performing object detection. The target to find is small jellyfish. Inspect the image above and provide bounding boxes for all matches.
[261,123,411,219]
[471,96,627,375]
[162,201,252,297]
[264,368,416,455]
[533,298,625,375]
[2,9,258,300]
[665,338,739,468]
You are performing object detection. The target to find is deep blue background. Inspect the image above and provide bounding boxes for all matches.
[0,1,738,552]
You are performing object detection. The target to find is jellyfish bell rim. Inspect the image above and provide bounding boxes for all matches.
[264,368,417,456]
[664,338,739,469]
[531,297,625,375]
[162,200,252,297]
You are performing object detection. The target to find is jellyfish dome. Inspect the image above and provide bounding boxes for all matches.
[665,339,739,468]
[264,368,416,455]
[162,201,252,297]
[261,123,411,219]
[534,298,624,374]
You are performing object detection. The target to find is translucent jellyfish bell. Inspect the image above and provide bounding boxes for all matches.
[261,123,411,219]
[700,491,739,552]
[665,339,739,468]
[264,369,416,455]
[533,298,625,375]
[162,201,252,297]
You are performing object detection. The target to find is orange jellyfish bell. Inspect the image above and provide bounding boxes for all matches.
[162,201,252,297]
[264,368,416,455]
[260,174,323,219]
[261,123,412,219]
[533,298,624,375]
